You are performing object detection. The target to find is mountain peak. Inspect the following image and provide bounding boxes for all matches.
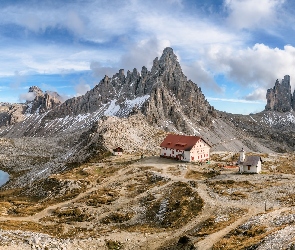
[29,86,43,97]
[159,47,178,65]
[265,75,293,112]
[162,47,175,56]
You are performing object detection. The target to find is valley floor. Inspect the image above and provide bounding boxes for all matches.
[0,153,294,249]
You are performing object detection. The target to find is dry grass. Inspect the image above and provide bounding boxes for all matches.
[51,207,91,223]
[277,192,295,206]
[101,212,134,224]
[167,167,182,176]
[136,182,203,230]
[185,169,220,179]
[78,188,119,207]
[105,239,124,250]
[126,171,168,198]
[188,208,247,240]
[210,153,229,162]
[0,220,65,237]
[213,225,269,249]
[207,180,254,200]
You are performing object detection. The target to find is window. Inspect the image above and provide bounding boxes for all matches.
[248,166,251,170]
[191,156,194,160]
[172,151,174,154]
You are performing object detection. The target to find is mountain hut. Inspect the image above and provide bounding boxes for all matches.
[160,134,210,162]
[113,147,124,156]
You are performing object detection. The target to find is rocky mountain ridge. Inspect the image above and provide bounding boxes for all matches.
[265,75,295,112]
[0,86,62,127]
[0,47,294,155]
[44,47,215,132]
[0,48,295,250]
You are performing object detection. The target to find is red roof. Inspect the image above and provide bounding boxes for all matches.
[160,134,210,151]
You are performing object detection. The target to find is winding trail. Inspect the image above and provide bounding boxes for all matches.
[0,156,292,250]
[0,163,135,223]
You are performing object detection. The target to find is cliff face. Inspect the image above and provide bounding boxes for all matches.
[0,86,62,126]
[141,47,215,131]
[45,47,215,133]
[265,75,295,112]
[26,86,62,114]
[2,47,295,152]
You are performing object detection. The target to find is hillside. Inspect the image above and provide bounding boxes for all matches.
[0,47,294,249]
[0,153,294,249]
[0,47,281,154]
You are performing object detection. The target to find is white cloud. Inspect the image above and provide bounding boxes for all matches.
[244,88,266,101]
[19,92,35,102]
[90,62,118,79]
[182,62,222,93]
[10,71,27,89]
[120,38,171,71]
[90,38,171,78]
[224,0,285,30]
[202,43,295,91]
[66,11,85,35]
[207,97,264,104]
[74,80,91,96]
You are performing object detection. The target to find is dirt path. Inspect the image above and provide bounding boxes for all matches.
[195,209,258,250]
[0,163,135,223]
[0,156,292,250]
[134,158,271,249]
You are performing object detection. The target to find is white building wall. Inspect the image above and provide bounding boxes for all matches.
[243,161,261,173]
[257,161,262,173]
[189,141,210,162]
[160,147,184,160]
[160,139,210,162]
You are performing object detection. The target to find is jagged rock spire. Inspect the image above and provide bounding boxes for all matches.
[44,47,215,133]
[265,75,293,112]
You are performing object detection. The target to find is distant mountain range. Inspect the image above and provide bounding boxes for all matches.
[0,47,295,154]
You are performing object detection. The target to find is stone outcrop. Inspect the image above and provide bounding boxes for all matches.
[45,47,215,133]
[68,114,168,163]
[26,86,62,114]
[141,47,216,130]
[0,86,63,126]
[265,75,295,112]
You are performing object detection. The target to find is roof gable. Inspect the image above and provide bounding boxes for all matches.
[160,134,210,151]
[243,155,262,166]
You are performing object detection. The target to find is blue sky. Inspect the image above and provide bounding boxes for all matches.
[0,0,294,114]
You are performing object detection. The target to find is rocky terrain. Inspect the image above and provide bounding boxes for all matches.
[0,47,285,153]
[0,152,294,249]
[0,47,294,249]
[0,86,62,128]
[265,75,295,112]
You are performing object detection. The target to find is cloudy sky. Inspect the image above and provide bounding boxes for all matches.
[0,0,294,114]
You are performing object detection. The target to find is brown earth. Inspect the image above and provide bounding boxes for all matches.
[0,153,294,249]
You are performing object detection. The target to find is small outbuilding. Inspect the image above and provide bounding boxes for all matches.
[237,148,262,174]
[160,134,211,162]
[113,147,123,156]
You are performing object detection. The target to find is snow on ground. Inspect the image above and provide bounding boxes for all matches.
[104,100,120,116]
